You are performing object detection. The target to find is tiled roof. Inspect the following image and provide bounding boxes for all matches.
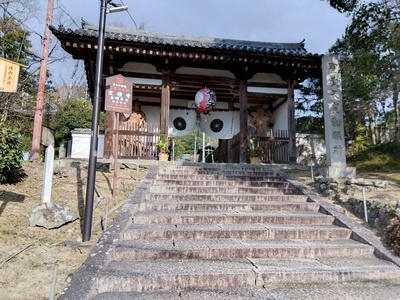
[50,20,320,58]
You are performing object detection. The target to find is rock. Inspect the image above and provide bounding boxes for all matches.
[395,208,400,217]
[29,203,79,229]
[53,160,67,168]
[378,207,392,227]
[373,180,388,189]
[318,177,333,185]
[321,189,333,197]
[341,185,349,194]
[54,166,76,178]
[314,175,324,182]
[97,162,112,171]
[334,193,347,204]
[319,183,328,192]
[346,178,357,185]
[356,178,374,187]
[371,200,382,209]
[346,177,373,186]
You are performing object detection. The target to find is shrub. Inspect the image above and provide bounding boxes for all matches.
[384,214,400,257]
[205,147,219,163]
[0,127,26,184]
[347,142,400,171]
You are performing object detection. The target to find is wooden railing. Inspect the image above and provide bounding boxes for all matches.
[260,138,289,163]
[117,122,160,159]
[260,130,289,163]
[230,130,289,164]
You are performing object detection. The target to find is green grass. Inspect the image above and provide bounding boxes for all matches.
[347,142,400,172]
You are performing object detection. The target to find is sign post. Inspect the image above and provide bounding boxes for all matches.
[104,75,133,198]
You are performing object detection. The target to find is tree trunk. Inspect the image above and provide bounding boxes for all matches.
[67,61,80,100]
[368,112,377,145]
[394,80,400,143]
[0,94,12,124]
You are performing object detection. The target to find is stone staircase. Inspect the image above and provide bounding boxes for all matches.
[59,164,400,300]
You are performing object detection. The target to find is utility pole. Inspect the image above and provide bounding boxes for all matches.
[31,0,54,162]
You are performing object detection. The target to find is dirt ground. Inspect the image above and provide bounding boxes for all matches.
[284,168,400,206]
[0,159,148,300]
[0,161,399,300]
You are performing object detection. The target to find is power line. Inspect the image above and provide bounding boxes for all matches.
[120,0,137,29]
[54,0,80,29]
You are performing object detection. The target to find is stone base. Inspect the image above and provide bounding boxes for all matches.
[320,166,356,178]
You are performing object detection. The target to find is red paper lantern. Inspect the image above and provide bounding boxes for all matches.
[195,87,216,114]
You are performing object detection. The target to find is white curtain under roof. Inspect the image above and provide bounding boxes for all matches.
[199,111,240,140]
[168,109,198,137]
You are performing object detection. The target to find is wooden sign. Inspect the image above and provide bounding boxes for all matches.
[0,57,25,93]
[104,75,133,113]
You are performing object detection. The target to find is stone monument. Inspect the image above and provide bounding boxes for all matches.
[322,54,356,178]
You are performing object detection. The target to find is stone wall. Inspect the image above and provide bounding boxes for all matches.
[314,176,400,231]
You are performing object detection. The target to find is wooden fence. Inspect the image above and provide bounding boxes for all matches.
[231,130,289,164]
[116,122,289,163]
[117,122,160,159]
[260,130,289,163]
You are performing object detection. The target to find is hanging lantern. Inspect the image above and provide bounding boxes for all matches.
[195,87,216,114]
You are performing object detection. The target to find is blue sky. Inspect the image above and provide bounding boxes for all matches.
[34,0,350,85]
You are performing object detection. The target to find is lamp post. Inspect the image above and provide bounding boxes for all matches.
[82,0,128,242]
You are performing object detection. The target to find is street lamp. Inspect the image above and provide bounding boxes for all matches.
[82,0,128,242]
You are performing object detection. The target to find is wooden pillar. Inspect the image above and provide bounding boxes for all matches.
[219,99,234,163]
[239,80,249,163]
[160,74,170,135]
[287,80,297,163]
[218,140,227,163]
[103,111,114,159]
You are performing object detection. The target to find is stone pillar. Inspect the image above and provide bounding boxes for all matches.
[59,142,66,158]
[42,145,54,203]
[322,54,356,178]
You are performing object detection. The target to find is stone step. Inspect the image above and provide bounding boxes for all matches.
[253,256,400,285]
[139,200,320,212]
[96,257,400,293]
[114,239,374,260]
[93,281,400,300]
[155,174,286,181]
[148,185,300,195]
[157,170,281,176]
[145,193,309,202]
[152,179,291,188]
[160,165,278,172]
[60,165,400,300]
[133,210,334,225]
[123,224,352,240]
